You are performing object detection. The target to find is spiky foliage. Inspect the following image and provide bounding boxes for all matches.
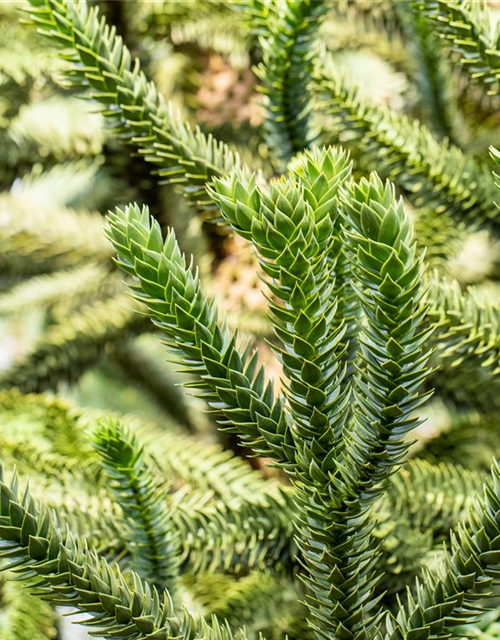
[366,460,484,591]
[151,431,270,500]
[386,459,500,640]
[418,0,500,95]
[101,136,500,637]
[27,0,246,220]
[16,0,500,407]
[292,173,430,639]
[0,0,273,416]
[194,572,288,634]
[253,0,328,164]
[0,389,92,465]
[4,1,500,638]
[0,390,479,587]
[106,203,293,463]
[384,459,482,536]
[0,465,249,640]
[426,275,500,409]
[417,408,500,472]
[175,486,296,576]
[0,388,265,502]
[211,146,355,439]
[289,148,359,369]
[0,388,498,638]
[0,387,475,585]
[315,62,498,235]
[94,421,181,595]
[108,157,433,640]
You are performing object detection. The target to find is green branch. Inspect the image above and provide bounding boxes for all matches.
[341,175,432,502]
[0,463,247,640]
[386,459,500,640]
[316,63,498,236]
[214,164,431,638]
[211,147,354,463]
[26,0,246,221]
[94,421,181,597]
[418,0,500,95]
[254,0,328,164]
[106,203,294,464]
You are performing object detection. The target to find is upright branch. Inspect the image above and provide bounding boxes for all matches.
[253,0,328,165]
[290,148,360,373]
[292,176,431,640]
[213,158,432,639]
[341,175,432,504]
[211,147,354,461]
[94,421,181,597]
